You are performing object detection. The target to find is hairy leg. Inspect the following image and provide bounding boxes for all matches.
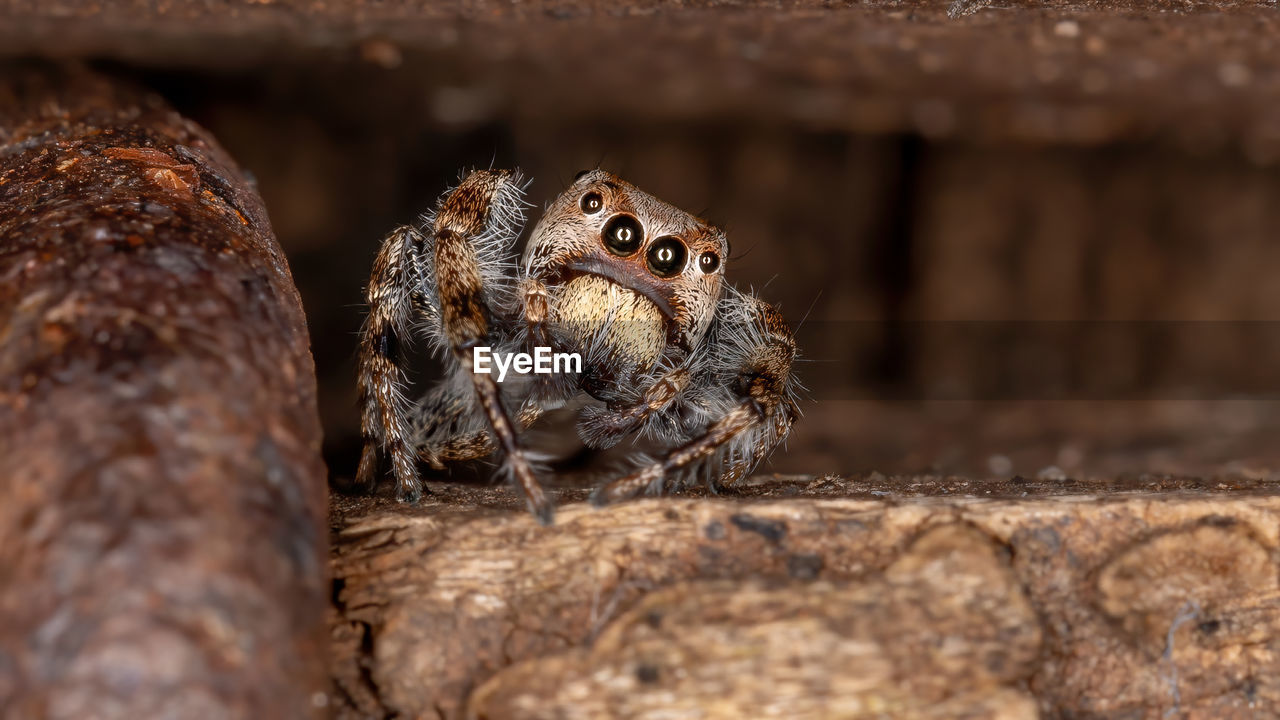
[356,225,431,501]
[418,406,542,468]
[576,366,690,449]
[410,380,544,469]
[520,276,552,348]
[591,295,799,505]
[432,170,555,523]
[358,170,548,517]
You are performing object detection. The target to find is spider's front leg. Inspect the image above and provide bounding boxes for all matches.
[433,170,555,523]
[358,169,554,522]
[591,292,799,505]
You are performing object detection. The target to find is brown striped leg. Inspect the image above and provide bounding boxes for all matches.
[414,398,543,470]
[356,225,428,502]
[578,368,690,449]
[591,402,759,505]
[592,298,798,506]
[520,276,553,348]
[433,171,553,523]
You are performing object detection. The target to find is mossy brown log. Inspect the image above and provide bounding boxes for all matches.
[331,481,1280,719]
[0,67,329,718]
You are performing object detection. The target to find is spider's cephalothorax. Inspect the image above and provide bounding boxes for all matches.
[356,169,799,524]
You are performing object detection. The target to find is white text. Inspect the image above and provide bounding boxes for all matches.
[472,346,583,382]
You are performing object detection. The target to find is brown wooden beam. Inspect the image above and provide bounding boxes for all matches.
[2,3,1279,152]
[331,481,1280,719]
[0,66,329,719]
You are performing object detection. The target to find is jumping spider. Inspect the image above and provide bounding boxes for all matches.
[356,169,799,523]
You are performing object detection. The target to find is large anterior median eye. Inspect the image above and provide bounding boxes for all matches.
[603,215,642,256]
[647,237,687,278]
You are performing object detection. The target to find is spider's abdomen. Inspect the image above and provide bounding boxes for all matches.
[551,274,666,369]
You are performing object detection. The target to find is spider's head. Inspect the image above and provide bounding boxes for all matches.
[523,169,727,369]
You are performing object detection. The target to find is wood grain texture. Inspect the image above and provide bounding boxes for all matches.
[331,482,1280,719]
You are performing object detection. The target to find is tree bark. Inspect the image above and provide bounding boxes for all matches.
[0,66,329,719]
[331,481,1280,719]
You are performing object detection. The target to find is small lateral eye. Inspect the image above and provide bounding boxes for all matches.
[647,237,687,278]
[580,191,604,214]
[699,251,720,274]
[603,215,642,256]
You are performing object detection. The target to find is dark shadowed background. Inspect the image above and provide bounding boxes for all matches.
[9,0,1278,486]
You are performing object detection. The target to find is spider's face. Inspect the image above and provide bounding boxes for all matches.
[523,170,727,368]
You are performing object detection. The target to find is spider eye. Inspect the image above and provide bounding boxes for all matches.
[603,215,642,256]
[580,191,604,214]
[698,251,720,274]
[647,237,687,278]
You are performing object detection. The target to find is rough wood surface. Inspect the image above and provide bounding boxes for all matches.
[331,479,1280,719]
[467,523,1042,720]
[0,67,329,719]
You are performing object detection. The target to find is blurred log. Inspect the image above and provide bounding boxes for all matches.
[3,2,1280,152]
[331,482,1280,719]
[0,67,329,718]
